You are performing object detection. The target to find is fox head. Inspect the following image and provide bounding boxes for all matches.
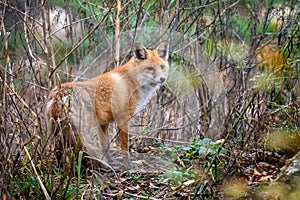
[133,41,169,86]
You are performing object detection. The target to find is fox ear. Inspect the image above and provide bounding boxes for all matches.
[157,40,169,60]
[134,43,148,60]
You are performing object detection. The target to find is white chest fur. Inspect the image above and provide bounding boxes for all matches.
[136,84,160,114]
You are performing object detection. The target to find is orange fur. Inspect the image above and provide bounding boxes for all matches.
[45,41,169,168]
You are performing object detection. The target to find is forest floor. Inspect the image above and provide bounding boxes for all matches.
[69,137,297,200]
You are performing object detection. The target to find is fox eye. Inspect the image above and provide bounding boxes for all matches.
[146,66,154,71]
[161,65,165,69]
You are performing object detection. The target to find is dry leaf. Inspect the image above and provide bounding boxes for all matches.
[171,185,181,191]
[116,190,124,199]
[183,179,196,186]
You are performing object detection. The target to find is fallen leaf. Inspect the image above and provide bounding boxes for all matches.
[127,185,141,191]
[171,185,181,191]
[149,182,159,189]
[116,190,123,199]
[183,179,196,186]
[258,175,273,182]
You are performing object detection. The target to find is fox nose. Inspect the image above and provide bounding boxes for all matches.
[160,77,166,82]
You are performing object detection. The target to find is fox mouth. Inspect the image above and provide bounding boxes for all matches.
[150,79,165,85]
[142,79,165,87]
[151,77,166,84]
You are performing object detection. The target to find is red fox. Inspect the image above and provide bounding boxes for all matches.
[45,41,169,169]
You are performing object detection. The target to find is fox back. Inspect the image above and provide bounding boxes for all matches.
[45,41,169,169]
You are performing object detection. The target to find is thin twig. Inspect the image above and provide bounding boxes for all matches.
[23,146,51,200]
